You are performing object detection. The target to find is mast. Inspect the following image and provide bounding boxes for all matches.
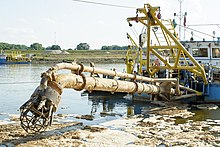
[174,0,187,41]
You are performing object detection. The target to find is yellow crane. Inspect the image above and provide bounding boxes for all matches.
[126,4,207,84]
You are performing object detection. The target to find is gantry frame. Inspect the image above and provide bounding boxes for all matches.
[127,4,207,84]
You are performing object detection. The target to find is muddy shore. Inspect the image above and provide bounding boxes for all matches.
[1,103,220,147]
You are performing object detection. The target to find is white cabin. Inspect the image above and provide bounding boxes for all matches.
[181,40,220,66]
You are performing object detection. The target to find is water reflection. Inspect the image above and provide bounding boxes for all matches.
[175,108,220,124]
[86,92,154,117]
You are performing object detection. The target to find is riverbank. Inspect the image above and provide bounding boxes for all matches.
[1,103,220,147]
[4,50,126,64]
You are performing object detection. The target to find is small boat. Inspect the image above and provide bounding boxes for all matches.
[0,50,31,64]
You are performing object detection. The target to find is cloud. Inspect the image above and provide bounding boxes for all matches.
[42,17,57,25]
[0,27,37,44]
[17,18,28,23]
[93,20,105,25]
[4,27,35,34]
[188,0,206,23]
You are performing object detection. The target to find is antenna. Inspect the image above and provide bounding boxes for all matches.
[174,0,187,41]
[213,31,216,41]
[54,32,57,45]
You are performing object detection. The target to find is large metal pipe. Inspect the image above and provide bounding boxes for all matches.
[50,62,178,83]
[19,62,197,133]
[55,74,163,95]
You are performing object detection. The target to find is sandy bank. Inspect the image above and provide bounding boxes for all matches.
[1,108,220,147]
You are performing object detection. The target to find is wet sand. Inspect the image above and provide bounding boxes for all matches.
[1,105,220,147]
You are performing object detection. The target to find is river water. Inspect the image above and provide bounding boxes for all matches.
[0,63,147,124]
[0,63,220,124]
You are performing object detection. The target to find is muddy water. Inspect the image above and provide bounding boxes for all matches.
[0,63,220,124]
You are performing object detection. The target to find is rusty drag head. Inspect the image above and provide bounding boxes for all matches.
[20,83,61,133]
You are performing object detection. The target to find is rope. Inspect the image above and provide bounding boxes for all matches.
[187,24,220,27]
[72,0,136,9]
[178,24,215,38]
[184,29,204,39]
[130,27,139,40]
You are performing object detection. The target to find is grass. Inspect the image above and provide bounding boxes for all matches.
[3,50,127,64]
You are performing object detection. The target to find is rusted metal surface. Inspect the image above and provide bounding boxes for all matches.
[20,62,198,133]
[20,85,61,133]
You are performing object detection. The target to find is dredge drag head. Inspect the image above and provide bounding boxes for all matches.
[20,85,61,133]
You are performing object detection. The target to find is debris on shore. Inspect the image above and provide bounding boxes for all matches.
[1,105,220,147]
[195,104,219,110]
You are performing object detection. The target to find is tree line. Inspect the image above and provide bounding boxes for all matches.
[0,42,128,50]
[101,45,127,50]
[0,42,62,50]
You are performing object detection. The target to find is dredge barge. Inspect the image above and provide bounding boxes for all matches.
[19,3,220,133]
[0,50,31,64]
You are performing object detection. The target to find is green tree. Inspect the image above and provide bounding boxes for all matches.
[0,42,29,50]
[30,43,44,50]
[76,43,90,50]
[101,45,110,50]
[101,45,127,50]
[0,42,10,50]
[51,45,61,50]
[46,45,61,50]
[45,46,50,50]
[112,45,121,50]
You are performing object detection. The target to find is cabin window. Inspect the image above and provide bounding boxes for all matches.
[192,48,208,57]
[212,48,220,58]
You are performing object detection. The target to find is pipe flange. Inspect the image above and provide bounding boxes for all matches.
[131,81,138,94]
[90,62,95,77]
[75,74,86,91]
[111,79,119,94]
[77,63,84,75]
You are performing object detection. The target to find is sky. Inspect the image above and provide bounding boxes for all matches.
[0,0,220,49]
